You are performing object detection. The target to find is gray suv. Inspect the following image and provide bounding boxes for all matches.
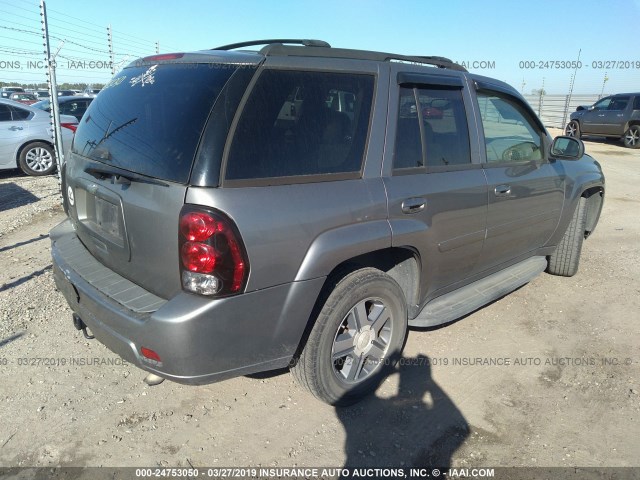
[51,40,605,405]
[565,92,640,148]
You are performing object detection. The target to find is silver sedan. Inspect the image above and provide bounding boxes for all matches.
[0,98,78,176]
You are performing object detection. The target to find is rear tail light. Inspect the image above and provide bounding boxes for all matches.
[61,122,77,133]
[178,206,249,296]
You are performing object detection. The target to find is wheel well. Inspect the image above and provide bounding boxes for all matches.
[582,186,604,238]
[16,140,55,167]
[626,121,640,130]
[291,247,420,362]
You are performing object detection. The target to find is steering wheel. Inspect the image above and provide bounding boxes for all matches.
[502,141,540,162]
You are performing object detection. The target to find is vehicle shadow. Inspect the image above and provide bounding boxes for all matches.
[0,233,49,253]
[336,354,469,471]
[0,182,41,213]
[0,169,26,180]
[0,265,51,293]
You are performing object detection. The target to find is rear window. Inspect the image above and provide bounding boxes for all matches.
[72,63,238,183]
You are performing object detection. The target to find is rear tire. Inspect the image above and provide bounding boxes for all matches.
[547,197,587,277]
[291,268,408,406]
[565,120,581,139]
[624,125,640,148]
[18,142,56,176]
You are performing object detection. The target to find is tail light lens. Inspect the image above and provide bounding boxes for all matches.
[178,206,249,296]
[61,122,78,133]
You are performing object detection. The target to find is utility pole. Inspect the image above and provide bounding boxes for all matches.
[599,72,609,98]
[107,24,115,75]
[564,49,581,128]
[40,0,63,184]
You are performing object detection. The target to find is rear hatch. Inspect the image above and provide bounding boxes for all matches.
[65,55,257,299]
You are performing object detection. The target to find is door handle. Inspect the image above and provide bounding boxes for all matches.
[8,126,23,131]
[597,114,605,117]
[401,197,426,214]
[494,185,511,197]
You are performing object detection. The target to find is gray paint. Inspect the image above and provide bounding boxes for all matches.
[51,44,605,385]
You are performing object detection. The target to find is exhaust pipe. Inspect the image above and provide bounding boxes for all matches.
[72,313,95,340]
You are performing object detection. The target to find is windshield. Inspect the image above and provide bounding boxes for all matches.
[72,63,238,183]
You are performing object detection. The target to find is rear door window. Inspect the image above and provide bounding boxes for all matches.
[9,106,31,120]
[225,69,374,183]
[394,86,471,171]
[609,97,629,111]
[72,63,239,183]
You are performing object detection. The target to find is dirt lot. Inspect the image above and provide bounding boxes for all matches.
[1,132,639,474]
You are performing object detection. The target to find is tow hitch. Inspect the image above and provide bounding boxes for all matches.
[72,313,95,340]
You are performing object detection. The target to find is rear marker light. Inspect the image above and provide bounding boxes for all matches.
[141,347,161,362]
[61,122,77,133]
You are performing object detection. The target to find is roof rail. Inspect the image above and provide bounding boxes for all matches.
[213,39,331,51]
[259,44,467,72]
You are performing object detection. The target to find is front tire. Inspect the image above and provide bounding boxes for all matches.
[547,197,587,277]
[624,125,640,149]
[565,120,581,139]
[291,268,408,406]
[18,142,56,176]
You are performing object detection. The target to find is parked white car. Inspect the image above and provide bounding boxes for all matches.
[0,99,78,176]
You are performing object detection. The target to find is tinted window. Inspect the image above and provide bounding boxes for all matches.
[609,97,629,111]
[477,92,542,163]
[394,86,470,170]
[10,106,31,120]
[0,104,11,121]
[226,70,374,181]
[61,99,92,119]
[635,96,640,110]
[72,63,239,183]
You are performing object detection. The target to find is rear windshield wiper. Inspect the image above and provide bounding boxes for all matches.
[84,165,169,187]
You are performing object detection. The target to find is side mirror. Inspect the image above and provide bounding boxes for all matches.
[588,105,595,111]
[550,136,584,160]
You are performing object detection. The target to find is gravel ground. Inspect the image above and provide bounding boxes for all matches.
[0,134,639,476]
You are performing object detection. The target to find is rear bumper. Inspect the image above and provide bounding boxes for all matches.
[51,220,324,384]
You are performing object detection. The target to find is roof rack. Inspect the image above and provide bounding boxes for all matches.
[211,40,466,72]
[213,39,331,51]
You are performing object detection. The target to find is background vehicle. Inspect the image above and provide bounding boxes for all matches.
[35,90,50,99]
[0,86,25,98]
[0,98,78,175]
[82,87,101,97]
[9,92,38,105]
[57,89,77,97]
[51,40,605,405]
[32,96,94,122]
[565,92,640,148]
